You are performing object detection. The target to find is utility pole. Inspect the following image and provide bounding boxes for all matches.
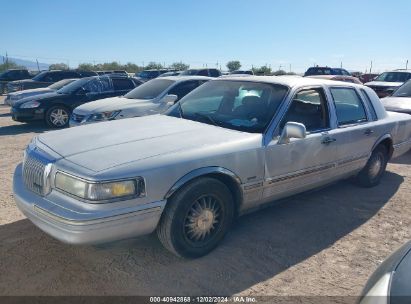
[406,60,409,70]
[289,64,291,73]
[36,59,40,72]
[340,61,342,68]
[5,51,8,70]
[370,60,373,74]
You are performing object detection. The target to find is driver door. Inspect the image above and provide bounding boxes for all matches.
[263,87,339,201]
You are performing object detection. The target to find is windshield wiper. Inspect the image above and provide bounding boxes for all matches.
[194,112,219,126]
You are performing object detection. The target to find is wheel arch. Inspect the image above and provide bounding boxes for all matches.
[372,134,394,159]
[164,167,244,216]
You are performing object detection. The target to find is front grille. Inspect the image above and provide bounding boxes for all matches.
[22,150,49,196]
[71,113,85,123]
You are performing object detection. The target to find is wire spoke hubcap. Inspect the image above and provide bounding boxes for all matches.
[184,195,222,243]
[50,109,68,126]
[369,154,383,178]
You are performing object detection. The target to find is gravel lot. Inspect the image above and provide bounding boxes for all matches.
[0,96,410,298]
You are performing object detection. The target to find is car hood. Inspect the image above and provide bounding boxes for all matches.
[13,92,65,107]
[381,97,411,112]
[365,81,403,87]
[73,96,154,114]
[37,115,259,172]
[9,88,53,98]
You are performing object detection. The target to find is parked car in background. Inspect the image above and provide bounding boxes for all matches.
[381,79,411,115]
[180,68,221,77]
[306,75,362,84]
[6,70,98,93]
[359,73,379,84]
[304,66,351,76]
[4,78,78,106]
[0,69,31,94]
[134,69,171,82]
[70,76,210,126]
[96,70,128,76]
[158,71,183,77]
[13,76,411,258]
[365,70,411,98]
[360,241,411,303]
[11,75,142,128]
[230,70,254,75]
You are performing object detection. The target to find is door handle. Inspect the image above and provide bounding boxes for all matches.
[364,129,374,136]
[321,137,336,144]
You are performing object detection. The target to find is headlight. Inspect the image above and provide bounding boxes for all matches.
[55,172,145,202]
[87,111,120,122]
[20,101,41,108]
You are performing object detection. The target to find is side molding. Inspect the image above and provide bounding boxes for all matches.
[164,167,242,199]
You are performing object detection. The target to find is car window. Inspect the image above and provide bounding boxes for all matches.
[167,80,288,133]
[393,80,411,97]
[83,77,112,93]
[331,87,367,126]
[209,69,221,77]
[359,89,378,121]
[47,72,65,82]
[124,79,175,99]
[197,69,209,76]
[375,72,411,83]
[280,88,330,133]
[168,81,201,101]
[112,78,135,91]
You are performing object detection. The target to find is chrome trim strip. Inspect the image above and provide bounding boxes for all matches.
[243,182,263,191]
[336,154,369,166]
[33,205,162,226]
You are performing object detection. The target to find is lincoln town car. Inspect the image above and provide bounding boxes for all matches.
[13,76,411,258]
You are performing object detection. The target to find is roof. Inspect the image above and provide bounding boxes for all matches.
[212,75,364,88]
[156,75,212,81]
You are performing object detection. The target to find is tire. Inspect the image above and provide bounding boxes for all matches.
[45,105,70,128]
[354,145,388,188]
[157,177,235,258]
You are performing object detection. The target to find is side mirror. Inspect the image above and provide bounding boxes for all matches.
[278,122,307,144]
[162,94,178,105]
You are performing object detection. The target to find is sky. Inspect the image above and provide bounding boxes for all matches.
[2,0,410,73]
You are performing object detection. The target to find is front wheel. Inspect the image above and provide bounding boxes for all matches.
[354,145,388,187]
[45,106,70,128]
[157,177,235,258]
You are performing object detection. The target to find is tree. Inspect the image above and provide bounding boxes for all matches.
[145,62,164,70]
[272,69,287,76]
[49,63,69,70]
[77,63,95,71]
[0,61,23,72]
[170,62,189,71]
[253,65,272,75]
[226,60,241,72]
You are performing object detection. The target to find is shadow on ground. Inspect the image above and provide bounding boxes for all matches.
[0,122,50,136]
[0,171,403,296]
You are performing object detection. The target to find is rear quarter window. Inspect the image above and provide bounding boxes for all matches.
[330,87,368,126]
[360,89,378,121]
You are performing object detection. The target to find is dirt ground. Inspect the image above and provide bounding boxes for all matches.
[0,96,410,297]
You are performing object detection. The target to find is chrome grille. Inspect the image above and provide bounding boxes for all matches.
[22,150,49,196]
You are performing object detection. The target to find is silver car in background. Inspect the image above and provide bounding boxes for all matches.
[4,79,78,106]
[13,76,411,258]
[69,76,210,126]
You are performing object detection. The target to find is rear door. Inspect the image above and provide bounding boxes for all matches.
[328,86,378,175]
[112,78,136,95]
[71,77,114,108]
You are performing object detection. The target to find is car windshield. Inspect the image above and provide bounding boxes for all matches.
[375,72,411,83]
[393,80,411,97]
[124,79,175,100]
[48,79,76,90]
[31,71,48,81]
[165,80,288,133]
[138,71,160,79]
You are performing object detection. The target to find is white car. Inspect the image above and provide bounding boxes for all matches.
[69,76,210,126]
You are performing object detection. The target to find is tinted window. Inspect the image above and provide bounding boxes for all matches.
[393,80,411,97]
[112,78,135,91]
[168,81,201,101]
[48,79,77,90]
[197,69,209,76]
[209,69,221,77]
[166,80,288,133]
[331,87,367,125]
[375,72,411,83]
[280,88,329,132]
[83,77,112,93]
[360,89,378,121]
[124,79,175,99]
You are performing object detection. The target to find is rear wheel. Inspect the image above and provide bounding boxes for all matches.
[46,106,70,128]
[157,177,235,258]
[354,145,388,187]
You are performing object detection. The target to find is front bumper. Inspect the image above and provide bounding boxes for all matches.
[13,164,166,245]
[11,107,45,122]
